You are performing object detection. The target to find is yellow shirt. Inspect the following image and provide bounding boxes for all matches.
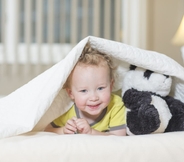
[51,94,126,132]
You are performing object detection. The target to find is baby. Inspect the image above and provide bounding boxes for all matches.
[45,43,126,136]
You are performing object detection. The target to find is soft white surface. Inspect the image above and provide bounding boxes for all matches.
[0,131,184,162]
[0,36,184,139]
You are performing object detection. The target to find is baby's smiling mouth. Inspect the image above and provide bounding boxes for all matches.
[88,104,101,109]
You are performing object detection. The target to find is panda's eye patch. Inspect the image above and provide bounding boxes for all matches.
[130,65,137,70]
[144,70,153,79]
[163,74,169,78]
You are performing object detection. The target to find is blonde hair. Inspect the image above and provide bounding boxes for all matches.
[63,42,115,89]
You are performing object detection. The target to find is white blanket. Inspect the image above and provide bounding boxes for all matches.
[1,36,184,139]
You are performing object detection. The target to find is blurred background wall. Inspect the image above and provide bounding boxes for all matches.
[123,0,184,65]
[0,0,184,97]
[147,0,184,65]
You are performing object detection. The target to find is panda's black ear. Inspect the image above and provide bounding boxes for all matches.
[130,65,137,70]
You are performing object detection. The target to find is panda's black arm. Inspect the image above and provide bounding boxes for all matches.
[163,96,184,132]
[163,96,184,114]
[127,104,160,135]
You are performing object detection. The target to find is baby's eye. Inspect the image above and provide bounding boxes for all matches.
[98,87,104,90]
[80,89,87,93]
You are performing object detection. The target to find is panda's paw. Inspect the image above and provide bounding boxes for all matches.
[127,104,160,135]
[123,88,152,110]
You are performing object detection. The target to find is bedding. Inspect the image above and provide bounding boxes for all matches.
[0,131,184,162]
[0,36,184,162]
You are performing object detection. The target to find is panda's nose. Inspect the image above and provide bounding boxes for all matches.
[163,74,169,78]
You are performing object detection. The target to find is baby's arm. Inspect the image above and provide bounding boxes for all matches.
[44,124,64,134]
[44,118,77,134]
[74,118,126,136]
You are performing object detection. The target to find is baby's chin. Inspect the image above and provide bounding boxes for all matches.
[87,106,107,115]
[82,106,102,114]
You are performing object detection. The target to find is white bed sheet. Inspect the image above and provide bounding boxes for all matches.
[0,131,184,162]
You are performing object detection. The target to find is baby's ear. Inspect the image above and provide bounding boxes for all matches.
[110,79,114,91]
[66,88,74,99]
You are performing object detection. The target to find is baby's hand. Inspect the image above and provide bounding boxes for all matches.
[63,117,77,134]
[73,118,92,134]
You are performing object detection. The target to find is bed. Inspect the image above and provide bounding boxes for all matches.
[0,131,184,162]
[0,36,184,162]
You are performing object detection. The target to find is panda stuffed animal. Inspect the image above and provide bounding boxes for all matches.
[122,65,184,135]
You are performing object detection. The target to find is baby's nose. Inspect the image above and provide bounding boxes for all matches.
[90,93,99,101]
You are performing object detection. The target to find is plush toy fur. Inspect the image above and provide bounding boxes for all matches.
[122,65,184,135]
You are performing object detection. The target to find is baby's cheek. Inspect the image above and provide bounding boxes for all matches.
[75,98,86,108]
[102,94,111,104]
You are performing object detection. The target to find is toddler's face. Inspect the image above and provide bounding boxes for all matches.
[66,64,113,117]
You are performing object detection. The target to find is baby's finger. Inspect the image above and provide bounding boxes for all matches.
[72,116,77,121]
[64,127,77,134]
[67,118,76,126]
[65,123,77,133]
